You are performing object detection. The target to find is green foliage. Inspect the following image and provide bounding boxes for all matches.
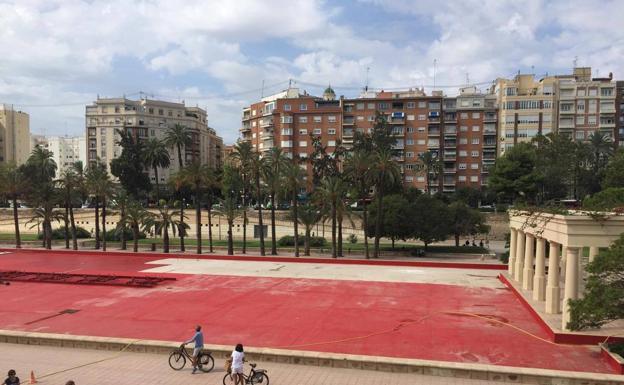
[103,228,146,241]
[603,150,624,189]
[110,129,151,199]
[488,142,541,203]
[38,226,90,240]
[568,234,624,330]
[448,201,489,246]
[347,234,358,244]
[582,188,624,211]
[453,187,482,208]
[277,235,327,247]
[499,251,510,264]
[367,194,412,241]
[411,195,451,248]
[609,343,624,357]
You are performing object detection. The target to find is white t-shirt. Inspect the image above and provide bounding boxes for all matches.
[231,350,244,370]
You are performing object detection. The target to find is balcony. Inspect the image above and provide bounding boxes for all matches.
[241,123,251,132]
[483,140,497,148]
[600,107,616,114]
[483,125,497,135]
[390,117,405,124]
[427,140,440,148]
[343,129,354,137]
[444,126,457,136]
[392,154,405,162]
[343,116,355,125]
[444,140,457,148]
[559,104,575,114]
[260,118,274,128]
[444,113,457,122]
[484,113,497,122]
[428,128,440,136]
[443,152,457,161]
[444,167,457,173]
[559,119,575,129]
[443,178,456,186]
[600,119,616,128]
[391,128,404,136]
[482,155,496,161]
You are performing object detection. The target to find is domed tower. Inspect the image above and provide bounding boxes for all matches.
[322,84,336,101]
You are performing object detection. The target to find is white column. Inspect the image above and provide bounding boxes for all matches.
[514,230,525,282]
[589,246,599,263]
[532,237,546,301]
[508,228,517,276]
[522,234,535,290]
[562,247,580,331]
[560,246,568,281]
[545,241,561,314]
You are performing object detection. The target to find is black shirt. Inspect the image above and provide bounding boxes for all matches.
[4,376,20,385]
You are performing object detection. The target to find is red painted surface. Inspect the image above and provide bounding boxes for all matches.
[0,249,615,374]
[601,346,624,374]
[498,274,624,346]
[0,247,508,270]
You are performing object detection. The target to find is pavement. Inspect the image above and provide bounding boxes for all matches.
[0,248,616,375]
[0,342,521,385]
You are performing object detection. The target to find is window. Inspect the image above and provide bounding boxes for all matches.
[252,110,257,116]
[575,131,585,140]
[459,138,468,145]
[299,116,308,123]
[458,163,467,170]
[472,125,480,132]
[313,128,322,135]
[357,116,364,121]
[577,101,585,111]
[588,115,597,125]
[417,139,425,145]
[148,108,153,114]
[417,176,425,182]
[300,104,308,111]
[405,176,414,182]
[418,101,427,108]
[518,100,540,109]
[406,151,414,158]
[471,151,479,157]
[284,104,291,111]
[470,163,479,170]
[281,116,293,123]
[406,139,414,145]
[367,103,375,109]
[378,103,388,110]
[252,121,257,127]
[459,150,468,157]
[328,140,336,147]
[470,176,479,182]
[471,138,480,144]
[418,114,426,121]
[367,115,375,122]
[158,109,164,115]
[589,88,597,96]
[405,164,415,170]
[313,116,322,123]
[281,128,293,135]
[299,129,307,135]
[407,102,416,109]
[328,115,337,122]
[589,100,598,112]
[601,88,613,96]
[577,88,586,96]
[543,101,552,109]
[356,103,365,110]
[407,127,415,133]
[328,128,336,135]
[505,87,517,96]
[168,110,172,116]
[460,113,468,119]
[576,116,585,125]
[458,176,467,182]
[407,114,415,121]
[517,115,539,124]
[299,141,307,147]
[472,112,480,119]
[460,125,468,132]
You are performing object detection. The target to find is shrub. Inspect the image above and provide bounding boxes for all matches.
[104,228,146,241]
[347,234,358,244]
[610,343,624,357]
[582,188,624,211]
[38,226,91,240]
[499,250,510,264]
[277,235,326,247]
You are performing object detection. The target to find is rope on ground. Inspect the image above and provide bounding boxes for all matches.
[37,339,141,380]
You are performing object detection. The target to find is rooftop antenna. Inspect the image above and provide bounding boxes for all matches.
[365,66,370,92]
[261,79,265,98]
[465,72,470,86]
[433,59,437,89]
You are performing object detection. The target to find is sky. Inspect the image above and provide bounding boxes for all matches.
[1,0,623,144]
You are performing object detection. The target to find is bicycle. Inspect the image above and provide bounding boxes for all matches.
[222,362,269,385]
[168,344,215,372]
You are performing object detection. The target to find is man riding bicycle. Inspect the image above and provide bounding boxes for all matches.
[182,325,204,374]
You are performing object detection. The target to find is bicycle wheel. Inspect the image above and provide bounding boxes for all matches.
[198,352,215,372]
[222,372,236,385]
[251,372,269,385]
[168,351,186,370]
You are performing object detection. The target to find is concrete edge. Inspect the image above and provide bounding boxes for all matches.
[0,329,622,383]
[601,343,624,375]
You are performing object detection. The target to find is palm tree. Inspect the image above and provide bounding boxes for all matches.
[125,201,153,252]
[344,151,373,258]
[297,203,322,256]
[315,176,344,258]
[28,145,57,181]
[169,172,188,252]
[283,159,304,257]
[216,196,240,255]
[588,131,614,170]
[113,188,131,250]
[263,148,288,255]
[146,203,188,253]
[143,138,171,203]
[229,141,253,254]
[86,161,112,250]
[417,151,442,195]
[250,152,266,256]
[57,168,80,250]
[370,149,401,258]
[0,163,25,248]
[164,123,192,169]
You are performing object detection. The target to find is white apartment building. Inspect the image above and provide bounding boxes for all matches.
[47,136,87,173]
[85,97,223,183]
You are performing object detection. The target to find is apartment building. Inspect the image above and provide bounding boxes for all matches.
[85,98,223,183]
[240,86,498,193]
[0,104,31,165]
[556,67,617,142]
[491,74,557,155]
[47,136,87,173]
[617,81,624,147]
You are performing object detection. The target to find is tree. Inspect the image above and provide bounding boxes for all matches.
[488,142,541,204]
[86,161,111,250]
[283,159,305,257]
[603,150,624,189]
[417,151,442,195]
[229,141,253,254]
[411,195,451,250]
[344,151,373,258]
[453,186,482,208]
[164,123,192,169]
[219,164,243,255]
[583,188,624,211]
[250,152,266,256]
[57,167,81,250]
[113,188,131,250]
[367,194,412,249]
[263,148,288,255]
[297,203,322,256]
[568,234,624,330]
[144,138,171,203]
[315,176,345,258]
[110,128,151,200]
[0,163,25,248]
[169,172,189,252]
[448,201,489,247]
[146,203,188,253]
[532,133,577,203]
[369,148,401,258]
[124,201,153,252]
